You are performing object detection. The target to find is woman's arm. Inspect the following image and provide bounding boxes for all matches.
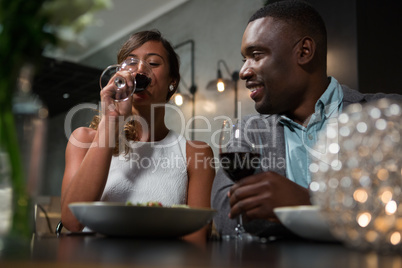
[61,120,115,231]
[61,72,134,232]
[183,140,215,243]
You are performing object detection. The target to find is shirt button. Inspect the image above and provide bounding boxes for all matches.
[308,134,313,140]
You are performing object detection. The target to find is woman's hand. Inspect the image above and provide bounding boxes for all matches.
[100,70,134,119]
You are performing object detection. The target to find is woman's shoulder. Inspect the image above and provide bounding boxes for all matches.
[186,140,215,177]
[186,140,214,156]
[187,140,210,147]
[69,126,96,144]
[167,130,213,157]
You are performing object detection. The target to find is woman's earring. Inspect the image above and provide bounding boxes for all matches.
[169,84,175,91]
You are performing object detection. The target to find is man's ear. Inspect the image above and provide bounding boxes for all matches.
[297,37,315,65]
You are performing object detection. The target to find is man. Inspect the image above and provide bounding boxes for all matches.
[211,0,402,237]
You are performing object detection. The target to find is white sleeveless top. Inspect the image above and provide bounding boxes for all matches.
[100,130,188,206]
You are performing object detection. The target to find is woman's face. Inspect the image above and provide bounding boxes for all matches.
[126,40,173,106]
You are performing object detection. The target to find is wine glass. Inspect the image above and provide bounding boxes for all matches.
[219,118,261,240]
[99,58,154,102]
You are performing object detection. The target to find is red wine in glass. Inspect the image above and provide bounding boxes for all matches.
[219,119,262,240]
[220,152,260,182]
[99,58,154,102]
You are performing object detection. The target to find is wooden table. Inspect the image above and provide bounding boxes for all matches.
[1,233,402,268]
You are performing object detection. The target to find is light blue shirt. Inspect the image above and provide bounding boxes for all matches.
[280,77,344,188]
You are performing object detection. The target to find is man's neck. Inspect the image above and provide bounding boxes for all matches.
[288,76,330,125]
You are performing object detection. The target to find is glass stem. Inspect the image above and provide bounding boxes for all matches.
[235,215,246,237]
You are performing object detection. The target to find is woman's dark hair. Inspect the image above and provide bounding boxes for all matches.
[117,30,180,101]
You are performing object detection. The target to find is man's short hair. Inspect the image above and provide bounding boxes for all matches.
[250,0,327,57]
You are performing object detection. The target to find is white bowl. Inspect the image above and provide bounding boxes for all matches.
[274,205,337,242]
[69,202,216,238]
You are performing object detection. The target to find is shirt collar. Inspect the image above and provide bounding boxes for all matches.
[280,77,343,127]
[316,77,343,119]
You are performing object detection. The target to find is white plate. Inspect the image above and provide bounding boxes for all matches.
[273,205,337,242]
[69,202,216,238]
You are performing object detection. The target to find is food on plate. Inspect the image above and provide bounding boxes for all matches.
[125,201,190,208]
[126,201,163,207]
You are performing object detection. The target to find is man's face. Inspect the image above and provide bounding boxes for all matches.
[240,17,304,115]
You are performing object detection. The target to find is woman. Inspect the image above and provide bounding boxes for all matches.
[61,30,215,241]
